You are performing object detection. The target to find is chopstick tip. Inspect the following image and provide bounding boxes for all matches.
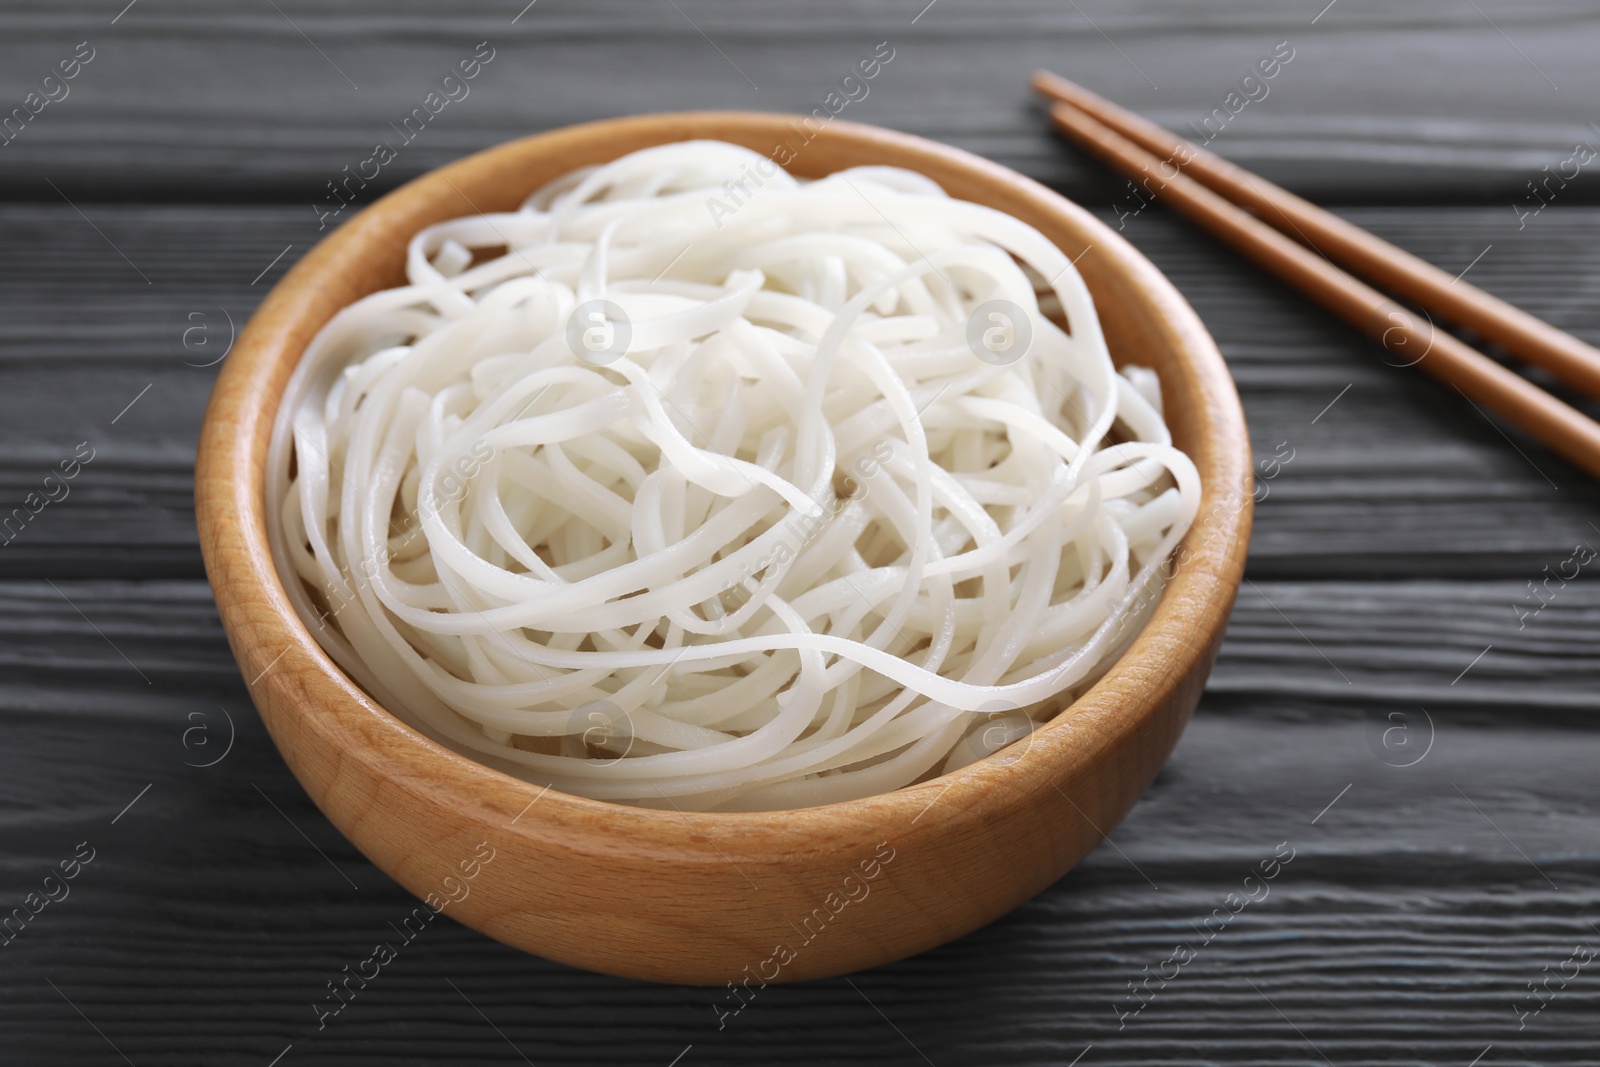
[1030,69,1066,94]
[1031,70,1105,112]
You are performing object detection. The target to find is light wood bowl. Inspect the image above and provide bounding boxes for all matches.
[196,112,1251,985]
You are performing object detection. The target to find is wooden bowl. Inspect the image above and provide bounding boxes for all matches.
[195,111,1251,985]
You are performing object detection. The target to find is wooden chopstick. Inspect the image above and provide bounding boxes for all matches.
[1033,70,1600,401]
[1034,90,1600,481]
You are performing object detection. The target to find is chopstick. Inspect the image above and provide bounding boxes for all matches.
[1032,71,1600,400]
[1031,74,1600,481]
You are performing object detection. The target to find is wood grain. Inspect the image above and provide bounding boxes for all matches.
[6,0,1600,1060]
[2,1,1599,202]
[3,583,1598,1065]
[5,577,1594,715]
[3,203,1597,580]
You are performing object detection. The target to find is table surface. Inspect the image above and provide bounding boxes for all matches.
[4,2,1599,1064]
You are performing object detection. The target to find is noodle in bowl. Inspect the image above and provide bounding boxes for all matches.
[266,139,1200,812]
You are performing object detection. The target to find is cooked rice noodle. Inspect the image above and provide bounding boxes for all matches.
[264,140,1200,811]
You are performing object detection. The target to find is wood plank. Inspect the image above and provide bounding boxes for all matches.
[1,1,1598,202]
[5,3,1597,1061]
[1,578,1593,716]
[4,203,1599,579]
[1125,204,1600,577]
[3,580,1597,1064]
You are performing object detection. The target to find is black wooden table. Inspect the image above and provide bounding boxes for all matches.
[4,3,1599,1064]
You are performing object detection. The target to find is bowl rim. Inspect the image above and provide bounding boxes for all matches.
[196,109,1251,859]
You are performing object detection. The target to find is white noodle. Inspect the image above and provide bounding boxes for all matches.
[264,140,1200,812]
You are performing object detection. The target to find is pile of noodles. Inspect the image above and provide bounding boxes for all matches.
[265,140,1199,811]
